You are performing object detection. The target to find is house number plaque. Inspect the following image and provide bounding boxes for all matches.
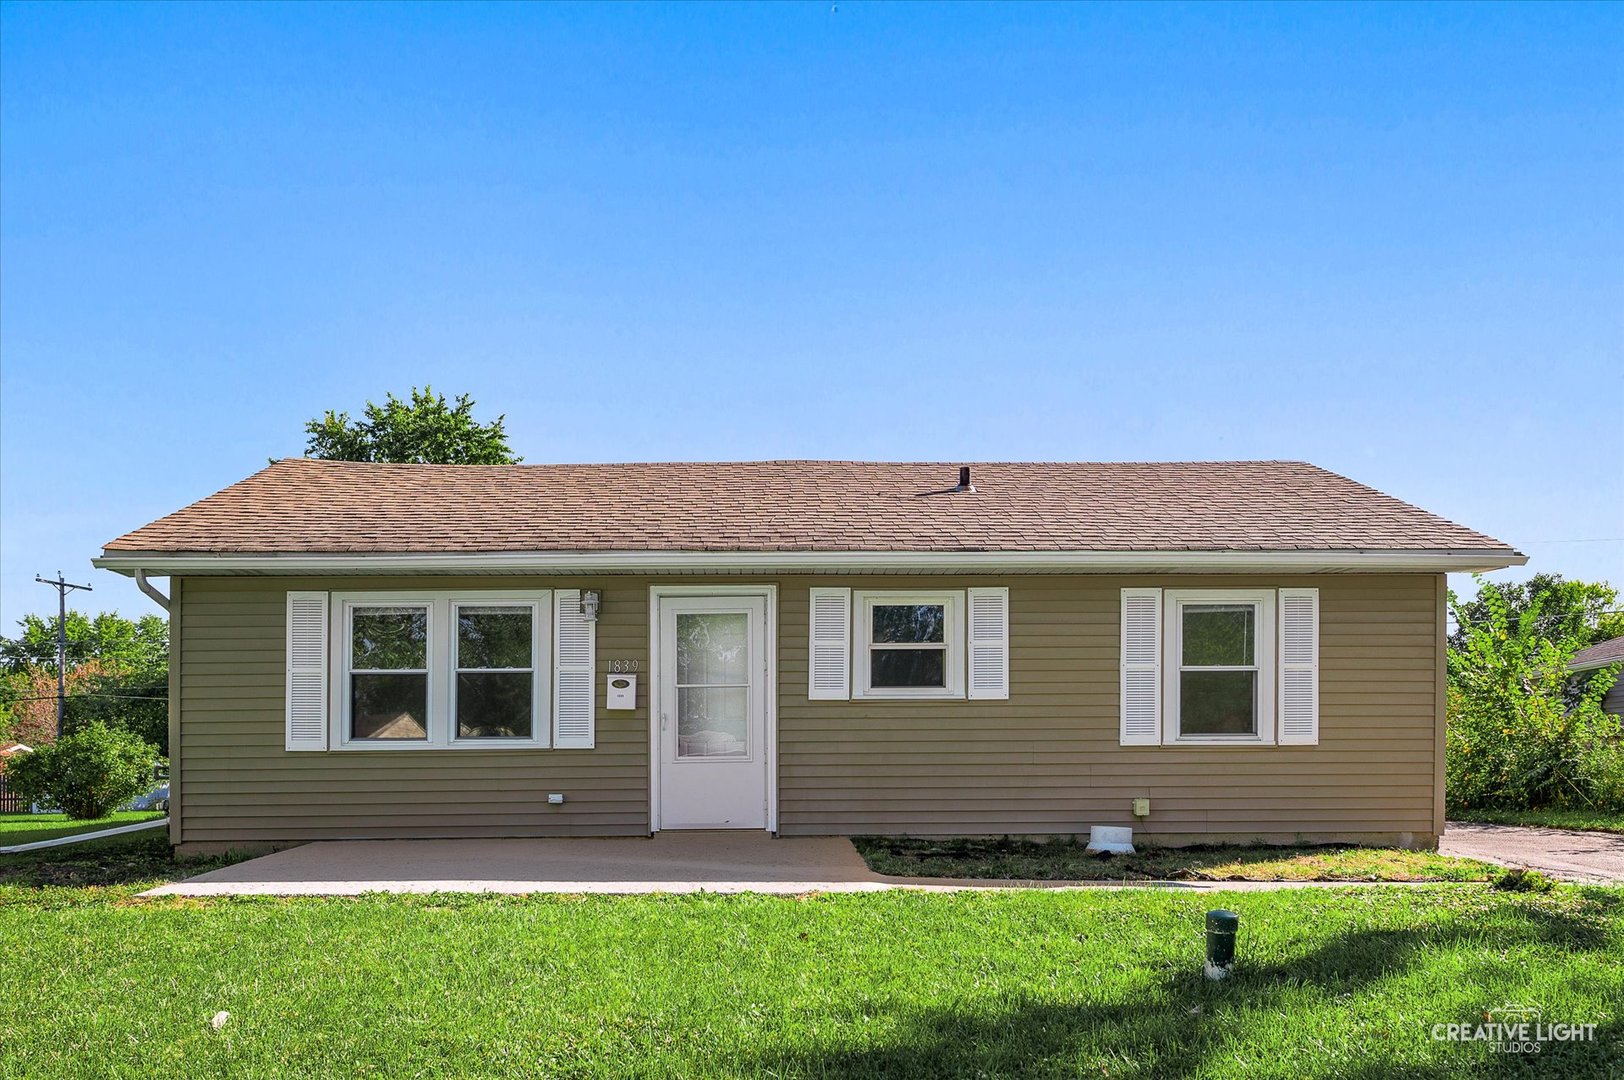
[608,659,640,673]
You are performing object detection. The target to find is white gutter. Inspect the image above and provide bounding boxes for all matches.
[134,569,170,611]
[94,548,1528,576]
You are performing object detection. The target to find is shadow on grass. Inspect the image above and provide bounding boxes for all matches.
[735,893,1623,1079]
[854,835,1492,883]
[0,829,250,893]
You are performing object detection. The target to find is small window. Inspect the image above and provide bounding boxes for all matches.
[454,604,537,740]
[1165,590,1275,743]
[349,605,431,741]
[853,591,964,698]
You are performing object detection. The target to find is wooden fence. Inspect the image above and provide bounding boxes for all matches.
[0,773,24,813]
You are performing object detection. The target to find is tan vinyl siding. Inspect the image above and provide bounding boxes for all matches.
[776,575,1441,842]
[177,576,651,843]
[174,572,1443,846]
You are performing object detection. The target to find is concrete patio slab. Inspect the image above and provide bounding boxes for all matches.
[1440,822,1624,884]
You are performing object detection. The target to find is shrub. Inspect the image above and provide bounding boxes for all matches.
[1446,580,1622,812]
[4,722,162,819]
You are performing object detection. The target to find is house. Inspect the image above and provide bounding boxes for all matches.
[93,459,1524,854]
[1570,635,1624,718]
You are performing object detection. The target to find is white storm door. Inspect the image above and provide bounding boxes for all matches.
[657,595,769,829]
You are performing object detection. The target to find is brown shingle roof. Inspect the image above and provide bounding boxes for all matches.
[101,459,1518,557]
[1570,635,1624,671]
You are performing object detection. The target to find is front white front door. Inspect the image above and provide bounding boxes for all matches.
[655,593,770,829]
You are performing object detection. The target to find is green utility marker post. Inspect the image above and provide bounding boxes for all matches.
[1204,909,1239,980]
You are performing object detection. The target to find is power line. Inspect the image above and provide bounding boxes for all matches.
[1,692,168,704]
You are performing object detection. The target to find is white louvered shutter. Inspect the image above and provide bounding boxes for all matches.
[966,587,1010,700]
[553,589,596,749]
[285,591,329,751]
[808,588,852,700]
[1120,588,1162,745]
[1278,588,1320,745]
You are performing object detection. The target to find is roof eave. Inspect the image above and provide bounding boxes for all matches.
[92,548,1529,576]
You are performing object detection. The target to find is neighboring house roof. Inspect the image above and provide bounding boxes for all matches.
[1570,635,1624,672]
[96,459,1523,574]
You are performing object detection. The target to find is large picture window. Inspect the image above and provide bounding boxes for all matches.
[853,591,965,699]
[334,591,551,750]
[1163,589,1276,743]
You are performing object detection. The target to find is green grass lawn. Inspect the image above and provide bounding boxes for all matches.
[1451,808,1624,835]
[1,833,1620,1077]
[855,835,1501,882]
[0,810,164,847]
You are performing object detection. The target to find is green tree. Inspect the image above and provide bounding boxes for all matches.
[1447,573,1623,655]
[0,611,167,674]
[299,387,521,464]
[1446,579,1622,811]
[0,612,168,754]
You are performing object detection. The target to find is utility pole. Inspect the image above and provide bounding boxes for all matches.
[34,572,92,739]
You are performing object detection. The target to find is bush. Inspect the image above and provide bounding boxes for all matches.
[4,722,163,819]
[1447,580,1623,812]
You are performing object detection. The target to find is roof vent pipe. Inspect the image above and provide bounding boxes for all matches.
[956,466,976,493]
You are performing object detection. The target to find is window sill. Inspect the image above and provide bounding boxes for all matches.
[328,740,554,752]
[1163,735,1276,748]
[853,689,966,701]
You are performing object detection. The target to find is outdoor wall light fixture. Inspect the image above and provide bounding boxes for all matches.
[580,590,601,622]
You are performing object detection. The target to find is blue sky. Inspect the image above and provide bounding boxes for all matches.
[1,2,1620,625]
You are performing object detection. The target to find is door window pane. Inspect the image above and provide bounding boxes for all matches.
[352,673,429,739]
[675,613,748,685]
[352,607,428,669]
[1180,670,1257,735]
[1181,604,1255,666]
[457,672,534,739]
[457,606,532,669]
[872,605,946,644]
[677,686,748,758]
[871,648,946,688]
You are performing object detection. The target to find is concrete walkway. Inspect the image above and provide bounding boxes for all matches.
[146,833,894,897]
[1440,822,1624,884]
[147,832,1479,898]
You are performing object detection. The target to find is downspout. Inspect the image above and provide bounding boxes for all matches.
[135,569,170,611]
[134,567,180,846]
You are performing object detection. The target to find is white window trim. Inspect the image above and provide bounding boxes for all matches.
[852,590,965,700]
[1162,588,1277,746]
[330,589,553,751]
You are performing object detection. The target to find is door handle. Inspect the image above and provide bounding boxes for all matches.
[660,712,668,731]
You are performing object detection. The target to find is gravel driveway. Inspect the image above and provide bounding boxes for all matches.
[1440,822,1624,883]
